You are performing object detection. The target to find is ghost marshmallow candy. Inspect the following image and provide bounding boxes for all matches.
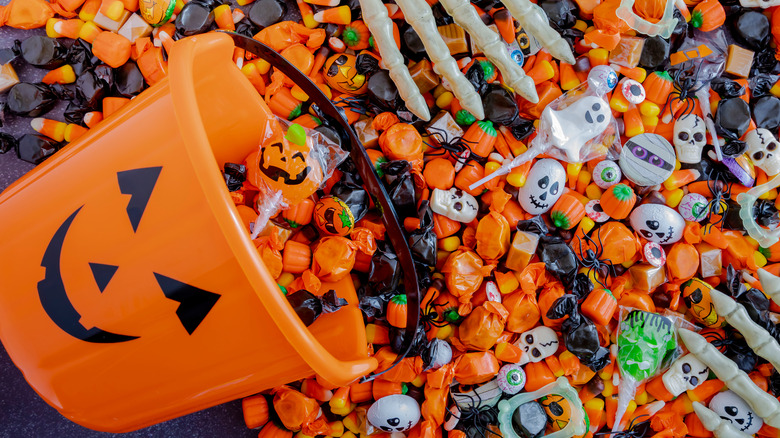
[661,353,710,397]
[517,159,566,215]
[592,160,622,189]
[673,114,707,164]
[539,95,613,162]
[367,394,422,433]
[746,128,780,177]
[629,204,685,244]
[709,390,763,435]
[430,188,479,223]
[514,326,559,365]
[619,133,676,186]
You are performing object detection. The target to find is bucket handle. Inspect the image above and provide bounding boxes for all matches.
[224,32,421,382]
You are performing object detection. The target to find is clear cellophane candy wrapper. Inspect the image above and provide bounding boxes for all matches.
[249,117,348,239]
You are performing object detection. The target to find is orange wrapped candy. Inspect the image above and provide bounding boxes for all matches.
[379,123,423,171]
[310,236,356,282]
[571,222,641,265]
[475,210,511,260]
[440,248,489,313]
[254,21,326,52]
[0,0,54,29]
[666,242,699,282]
[458,301,509,351]
[503,290,541,333]
[273,386,321,431]
[454,351,500,385]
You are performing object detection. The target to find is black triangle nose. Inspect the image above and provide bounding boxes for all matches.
[539,192,547,201]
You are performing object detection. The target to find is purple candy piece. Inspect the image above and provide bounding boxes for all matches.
[722,156,755,187]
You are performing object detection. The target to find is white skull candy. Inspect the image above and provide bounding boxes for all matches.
[746,128,780,177]
[518,159,566,215]
[514,326,559,365]
[673,114,706,164]
[709,390,763,435]
[430,188,479,223]
[367,394,422,433]
[661,353,709,397]
[540,96,612,162]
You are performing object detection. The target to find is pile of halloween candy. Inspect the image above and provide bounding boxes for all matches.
[8,0,780,436]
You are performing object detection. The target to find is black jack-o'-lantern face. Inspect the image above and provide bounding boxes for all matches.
[324,54,368,95]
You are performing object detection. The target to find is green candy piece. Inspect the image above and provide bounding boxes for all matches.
[617,310,677,382]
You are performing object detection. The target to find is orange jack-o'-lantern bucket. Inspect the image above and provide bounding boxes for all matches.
[0,32,377,433]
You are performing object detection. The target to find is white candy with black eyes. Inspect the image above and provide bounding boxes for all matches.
[518,159,565,215]
[629,203,685,244]
[673,114,706,164]
[710,390,763,435]
[662,353,709,397]
[539,95,612,162]
[367,394,421,433]
[430,187,479,223]
[619,133,676,186]
[592,160,622,189]
[746,128,780,177]
[513,326,559,366]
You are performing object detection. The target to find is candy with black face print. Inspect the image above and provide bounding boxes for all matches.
[629,203,685,244]
[619,133,676,186]
[518,159,566,215]
[367,394,421,433]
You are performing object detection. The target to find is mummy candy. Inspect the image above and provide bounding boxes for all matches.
[430,188,479,223]
[367,395,422,433]
[629,204,685,245]
[662,354,709,397]
[620,133,676,186]
[710,391,763,435]
[673,114,706,164]
[746,128,780,177]
[518,159,566,215]
[539,96,613,162]
[514,326,559,365]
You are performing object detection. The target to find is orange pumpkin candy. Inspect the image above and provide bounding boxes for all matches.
[314,196,354,236]
[245,122,323,204]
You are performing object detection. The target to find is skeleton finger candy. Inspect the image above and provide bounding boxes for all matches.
[746,128,780,177]
[709,391,763,435]
[514,326,559,365]
[661,353,709,397]
[673,114,707,164]
[619,133,676,186]
[430,188,479,223]
[367,394,421,433]
[517,159,566,215]
[629,204,685,245]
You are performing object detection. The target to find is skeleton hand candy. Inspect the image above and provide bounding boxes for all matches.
[359,0,575,121]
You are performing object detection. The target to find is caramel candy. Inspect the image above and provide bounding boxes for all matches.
[696,242,722,278]
[629,263,666,291]
[354,117,379,148]
[118,13,153,44]
[505,231,539,272]
[608,36,645,69]
[725,44,754,78]
[438,23,468,56]
[426,111,464,147]
[94,9,131,32]
[409,59,440,94]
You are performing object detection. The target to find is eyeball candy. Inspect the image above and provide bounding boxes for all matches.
[629,204,685,244]
[518,159,566,215]
[678,193,709,222]
[592,160,622,189]
[367,394,421,433]
[644,242,666,267]
[620,79,646,104]
[619,133,676,186]
[587,65,619,95]
[497,363,526,394]
[585,200,610,223]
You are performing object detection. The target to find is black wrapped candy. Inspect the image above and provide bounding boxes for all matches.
[223,162,246,192]
[639,36,670,70]
[16,134,59,164]
[753,96,780,132]
[286,289,347,326]
[76,68,112,110]
[715,97,751,140]
[6,83,62,118]
[17,36,67,70]
[731,11,770,51]
[0,133,17,154]
[248,0,286,29]
[482,85,519,126]
[407,201,437,267]
[114,62,146,98]
[368,70,400,110]
[331,181,370,223]
[176,1,215,37]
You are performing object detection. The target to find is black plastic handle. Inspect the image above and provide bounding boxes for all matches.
[223,32,420,382]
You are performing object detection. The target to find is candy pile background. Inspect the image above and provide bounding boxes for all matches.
[4,0,780,436]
